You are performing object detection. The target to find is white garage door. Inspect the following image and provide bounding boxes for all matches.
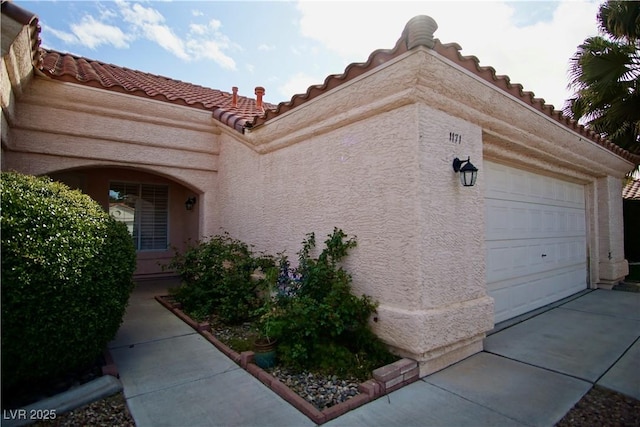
[485,162,587,323]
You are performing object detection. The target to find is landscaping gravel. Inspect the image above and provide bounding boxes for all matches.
[267,367,361,411]
[556,385,640,427]
[33,392,135,427]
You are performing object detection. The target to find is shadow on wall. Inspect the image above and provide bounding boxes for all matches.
[623,199,640,263]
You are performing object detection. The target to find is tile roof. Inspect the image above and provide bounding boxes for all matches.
[40,50,275,133]
[623,179,640,200]
[3,2,639,166]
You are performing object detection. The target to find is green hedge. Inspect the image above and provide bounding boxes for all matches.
[1,172,136,392]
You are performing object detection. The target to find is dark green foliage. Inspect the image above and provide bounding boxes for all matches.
[166,233,275,323]
[166,228,396,379]
[1,172,136,393]
[565,1,640,161]
[272,228,397,379]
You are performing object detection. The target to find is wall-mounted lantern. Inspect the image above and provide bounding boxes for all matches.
[452,157,478,187]
[185,196,197,211]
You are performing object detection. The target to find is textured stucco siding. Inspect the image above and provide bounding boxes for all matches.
[2,21,35,167]
[6,79,220,177]
[597,176,629,283]
[217,84,494,372]
[3,78,222,276]
[218,104,423,311]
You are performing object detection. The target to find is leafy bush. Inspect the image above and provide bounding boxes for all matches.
[1,172,136,393]
[166,233,275,323]
[271,228,397,379]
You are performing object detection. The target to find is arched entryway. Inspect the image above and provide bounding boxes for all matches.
[48,166,200,278]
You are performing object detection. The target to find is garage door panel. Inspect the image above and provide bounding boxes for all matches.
[490,266,587,323]
[487,237,585,283]
[486,199,585,241]
[486,162,587,323]
[485,164,585,210]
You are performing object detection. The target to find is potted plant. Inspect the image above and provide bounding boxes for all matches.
[251,261,283,369]
[252,303,282,369]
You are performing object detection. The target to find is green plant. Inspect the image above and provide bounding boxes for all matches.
[1,171,135,395]
[271,228,396,378]
[166,233,276,324]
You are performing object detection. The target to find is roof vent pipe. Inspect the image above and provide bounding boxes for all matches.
[232,86,238,108]
[405,15,438,49]
[255,86,265,110]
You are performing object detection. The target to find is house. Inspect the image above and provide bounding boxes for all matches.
[3,1,637,377]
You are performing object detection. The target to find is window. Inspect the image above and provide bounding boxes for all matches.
[109,182,169,251]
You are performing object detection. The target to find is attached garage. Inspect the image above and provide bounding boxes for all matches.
[485,162,588,323]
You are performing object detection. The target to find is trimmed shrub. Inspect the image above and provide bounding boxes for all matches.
[1,172,135,393]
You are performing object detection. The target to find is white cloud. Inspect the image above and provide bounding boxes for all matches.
[115,0,234,65]
[258,43,275,52]
[295,0,601,110]
[192,9,204,17]
[278,72,326,100]
[208,19,222,32]
[186,39,236,69]
[189,19,222,36]
[145,24,190,60]
[97,4,119,21]
[185,17,238,69]
[118,1,164,25]
[47,1,242,72]
[113,0,188,59]
[45,25,80,45]
[189,23,208,35]
[46,15,130,49]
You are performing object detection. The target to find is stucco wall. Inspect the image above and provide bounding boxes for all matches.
[3,77,222,276]
[597,176,629,284]
[218,97,494,374]
[219,105,422,307]
[1,17,36,170]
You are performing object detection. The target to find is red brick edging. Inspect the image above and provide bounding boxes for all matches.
[155,295,418,424]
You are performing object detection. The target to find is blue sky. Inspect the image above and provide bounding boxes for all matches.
[20,1,602,108]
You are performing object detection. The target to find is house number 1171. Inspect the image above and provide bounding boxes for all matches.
[449,132,462,144]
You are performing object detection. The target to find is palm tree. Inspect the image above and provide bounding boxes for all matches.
[565,1,640,158]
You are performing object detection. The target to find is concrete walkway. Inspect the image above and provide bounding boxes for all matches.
[110,279,639,427]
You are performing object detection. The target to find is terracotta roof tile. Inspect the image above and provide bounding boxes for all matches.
[623,179,640,200]
[39,49,275,132]
[247,37,408,130]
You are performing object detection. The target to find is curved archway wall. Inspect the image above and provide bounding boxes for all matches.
[46,167,202,277]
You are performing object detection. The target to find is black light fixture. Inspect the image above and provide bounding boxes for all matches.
[185,196,197,211]
[452,157,478,187]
